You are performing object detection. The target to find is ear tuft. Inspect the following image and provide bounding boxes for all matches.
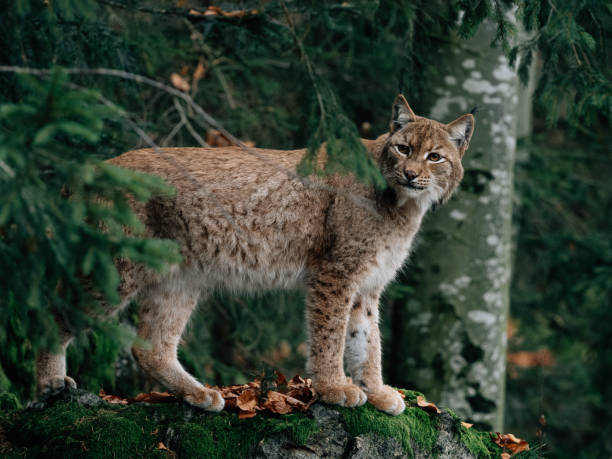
[447,114,475,156]
[390,94,417,133]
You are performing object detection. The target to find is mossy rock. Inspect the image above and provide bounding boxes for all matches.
[0,387,517,458]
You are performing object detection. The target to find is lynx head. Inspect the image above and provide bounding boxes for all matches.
[379,94,474,209]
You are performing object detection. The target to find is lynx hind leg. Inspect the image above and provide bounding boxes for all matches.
[132,273,224,412]
[36,335,77,396]
[345,296,405,415]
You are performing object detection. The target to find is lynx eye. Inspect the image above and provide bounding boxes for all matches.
[426,152,443,163]
[394,144,411,156]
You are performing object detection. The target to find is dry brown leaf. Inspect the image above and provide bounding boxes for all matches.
[192,61,206,89]
[102,373,317,419]
[201,6,257,18]
[416,395,441,414]
[461,422,473,429]
[170,73,190,92]
[157,442,169,451]
[262,391,293,414]
[188,9,202,16]
[99,389,128,405]
[238,410,257,419]
[492,432,530,454]
[236,388,258,412]
[500,453,511,459]
[205,129,233,147]
[276,372,288,387]
[507,349,555,368]
[128,391,178,404]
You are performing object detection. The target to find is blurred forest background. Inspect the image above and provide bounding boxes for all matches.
[0,1,610,458]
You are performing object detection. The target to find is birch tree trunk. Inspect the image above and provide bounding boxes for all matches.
[386,19,519,431]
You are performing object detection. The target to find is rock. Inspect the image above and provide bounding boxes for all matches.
[2,388,502,458]
[26,386,102,409]
[254,404,350,458]
[346,433,406,458]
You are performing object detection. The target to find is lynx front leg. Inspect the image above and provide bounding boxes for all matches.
[36,333,76,396]
[345,293,405,415]
[132,274,224,412]
[307,272,367,408]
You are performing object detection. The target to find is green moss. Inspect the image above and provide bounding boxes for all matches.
[0,392,21,410]
[446,408,501,459]
[2,400,319,458]
[339,391,438,458]
[171,409,319,459]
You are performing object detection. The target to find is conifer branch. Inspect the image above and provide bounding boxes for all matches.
[0,66,381,218]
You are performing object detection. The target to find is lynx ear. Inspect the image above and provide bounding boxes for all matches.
[390,94,417,133]
[447,114,475,157]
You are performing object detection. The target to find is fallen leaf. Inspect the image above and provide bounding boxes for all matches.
[262,391,293,414]
[170,73,190,91]
[99,389,128,405]
[492,432,530,454]
[500,454,510,459]
[236,388,258,412]
[128,391,178,404]
[461,422,473,429]
[238,410,257,419]
[416,395,441,414]
[275,372,287,387]
[157,442,169,450]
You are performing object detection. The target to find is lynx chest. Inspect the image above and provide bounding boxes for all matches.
[359,235,415,294]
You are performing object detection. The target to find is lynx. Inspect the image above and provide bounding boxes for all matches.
[36,95,474,416]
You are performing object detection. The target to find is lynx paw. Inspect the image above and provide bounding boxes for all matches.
[316,383,367,408]
[39,376,77,396]
[183,388,225,412]
[367,385,405,415]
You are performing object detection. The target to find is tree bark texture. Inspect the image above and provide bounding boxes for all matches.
[387,19,519,431]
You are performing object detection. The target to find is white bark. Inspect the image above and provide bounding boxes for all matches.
[389,19,519,431]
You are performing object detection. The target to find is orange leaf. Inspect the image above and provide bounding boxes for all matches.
[492,432,530,454]
[128,391,177,404]
[500,454,511,459]
[262,391,293,414]
[170,73,190,91]
[238,410,257,419]
[507,349,555,368]
[461,422,473,429]
[416,395,441,414]
[236,388,258,412]
[157,442,169,451]
[275,372,287,387]
[193,61,206,89]
[99,389,128,405]
[205,129,233,147]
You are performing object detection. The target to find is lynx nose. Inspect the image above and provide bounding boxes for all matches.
[404,170,418,182]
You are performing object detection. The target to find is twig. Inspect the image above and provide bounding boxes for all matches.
[161,119,186,147]
[172,98,210,147]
